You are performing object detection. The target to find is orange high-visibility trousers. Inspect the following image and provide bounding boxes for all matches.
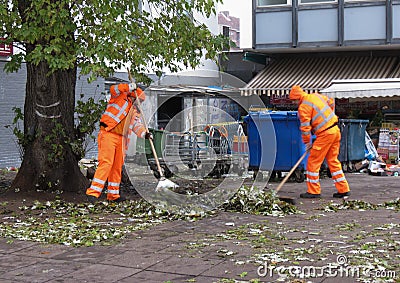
[86,130,125,200]
[305,126,350,195]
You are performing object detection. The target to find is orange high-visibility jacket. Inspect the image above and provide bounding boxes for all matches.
[297,90,337,144]
[100,84,146,138]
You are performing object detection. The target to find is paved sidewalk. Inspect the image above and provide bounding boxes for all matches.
[0,173,399,283]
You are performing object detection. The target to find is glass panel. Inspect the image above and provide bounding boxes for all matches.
[258,0,289,6]
[223,26,230,38]
[300,0,336,3]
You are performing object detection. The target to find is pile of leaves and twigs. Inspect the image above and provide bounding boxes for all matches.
[323,198,400,212]
[0,185,298,247]
[222,185,298,216]
[0,199,184,247]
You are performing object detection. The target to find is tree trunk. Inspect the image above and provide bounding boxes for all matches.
[11,59,89,193]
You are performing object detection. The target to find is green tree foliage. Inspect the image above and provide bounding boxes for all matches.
[1,0,229,81]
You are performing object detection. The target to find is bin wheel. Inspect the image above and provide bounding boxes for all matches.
[233,164,244,176]
[294,170,305,183]
[223,164,230,175]
[208,164,222,179]
[253,169,258,180]
[188,163,195,169]
[153,170,161,179]
[170,165,179,175]
[214,165,223,179]
[162,165,173,178]
[347,162,355,173]
[253,170,263,181]
[270,171,282,179]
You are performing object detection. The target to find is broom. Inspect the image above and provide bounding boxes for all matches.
[127,69,178,191]
[274,148,310,205]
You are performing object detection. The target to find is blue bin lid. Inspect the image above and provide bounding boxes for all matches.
[339,119,369,123]
[245,111,298,121]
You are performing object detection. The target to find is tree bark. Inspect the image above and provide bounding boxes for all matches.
[11,59,89,193]
[10,0,88,195]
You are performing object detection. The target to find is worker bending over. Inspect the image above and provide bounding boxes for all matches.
[86,83,152,204]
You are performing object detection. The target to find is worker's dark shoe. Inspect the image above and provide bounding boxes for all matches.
[108,196,127,203]
[87,195,98,204]
[333,192,351,198]
[300,192,321,199]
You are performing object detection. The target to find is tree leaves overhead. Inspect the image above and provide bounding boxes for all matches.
[1,0,229,83]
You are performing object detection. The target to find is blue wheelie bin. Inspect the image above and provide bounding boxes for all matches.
[336,119,369,172]
[338,119,369,162]
[244,111,308,182]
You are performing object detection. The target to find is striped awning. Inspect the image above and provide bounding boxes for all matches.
[321,78,400,101]
[241,56,400,96]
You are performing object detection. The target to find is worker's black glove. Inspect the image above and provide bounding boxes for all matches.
[145,132,153,140]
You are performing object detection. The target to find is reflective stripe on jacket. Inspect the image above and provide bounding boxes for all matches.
[100,84,146,138]
[298,93,338,144]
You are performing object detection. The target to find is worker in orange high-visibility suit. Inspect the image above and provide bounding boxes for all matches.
[86,83,153,204]
[289,85,350,199]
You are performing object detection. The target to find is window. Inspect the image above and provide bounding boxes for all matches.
[345,0,384,1]
[223,26,230,38]
[222,26,230,51]
[299,0,336,4]
[258,0,290,6]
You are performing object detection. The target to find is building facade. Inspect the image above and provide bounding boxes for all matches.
[242,0,400,117]
[218,11,241,49]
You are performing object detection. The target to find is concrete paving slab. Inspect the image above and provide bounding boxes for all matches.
[146,220,188,231]
[149,233,194,244]
[201,259,261,280]
[0,259,85,283]
[0,239,37,253]
[0,253,47,273]
[51,246,125,263]
[108,250,173,269]
[157,241,191,255]
[138,228,183,239]
[117,270,196,283]
[11,243,74,259]
[115,238,174,253]
[147,255,223,276]
[212,240,256,257]
[55,263,141,283]
[198,248,225,261]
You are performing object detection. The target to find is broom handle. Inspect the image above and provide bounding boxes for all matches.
[275,149,309,193]
[127,68,164,177]
[135,97,164,177]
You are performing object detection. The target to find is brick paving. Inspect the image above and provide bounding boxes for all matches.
[0,173,399,283]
